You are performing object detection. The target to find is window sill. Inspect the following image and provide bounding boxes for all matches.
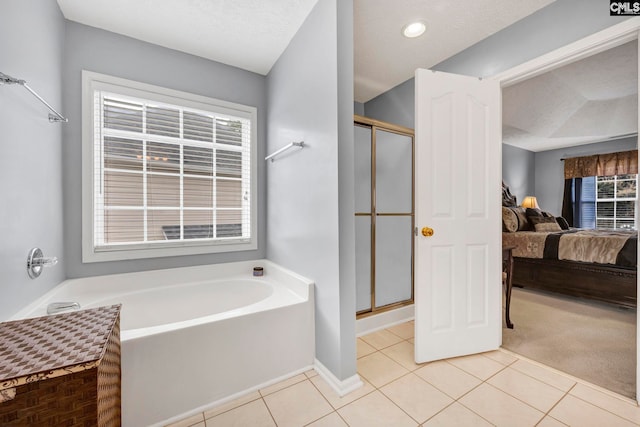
[82,239,257,263]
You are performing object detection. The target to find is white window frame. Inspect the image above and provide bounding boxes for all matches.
[595,174,637,230]
[82,71,257,262]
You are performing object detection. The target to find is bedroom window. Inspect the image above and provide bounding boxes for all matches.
[82,71,257,262]
[573,175,637,230]
[595,174,637,230]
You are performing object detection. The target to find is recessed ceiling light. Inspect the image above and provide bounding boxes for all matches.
[402,21,427,38]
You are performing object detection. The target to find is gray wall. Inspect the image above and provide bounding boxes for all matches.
[365,0,631,128]
[337,0,357,380]
[502,144,535,206]
[62,21,267,278]
[534,137,638,216]
[0,1,66,320]
[267,0,357,380]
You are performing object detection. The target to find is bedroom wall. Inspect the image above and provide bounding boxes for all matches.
[0,0,66,320]
[62,21,267,278]
[502,144,535,206]
[364,1,631,128]
[534,137,638,216]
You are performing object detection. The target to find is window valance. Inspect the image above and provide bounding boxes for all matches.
[563,149,638,179]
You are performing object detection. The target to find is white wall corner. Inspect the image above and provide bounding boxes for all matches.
[314,359,363,397]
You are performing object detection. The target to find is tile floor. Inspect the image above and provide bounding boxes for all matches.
[167,321,640,426]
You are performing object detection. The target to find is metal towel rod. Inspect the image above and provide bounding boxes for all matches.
[265,141,305,162]
[0,71,68,123]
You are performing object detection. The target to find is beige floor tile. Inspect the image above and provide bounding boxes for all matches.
[204,391,261,419]
[380,373,453,423]
[310,375,376,409]
[536,416,568,427]
[386,321,414,339]
[422,401,492,426]
[549,394,636,427]
[306,412,349,427]
[459,383,545,427]
[381,341,423,371]
[484,349,518,366]
[360,328,404,350]
[357,351,410,388]
[569,383,640,424]
[487,367,566,412]
[337,390,418,427]
[205,399,275,427]
[259,373,308,396]
[165,413,205,427]
[356,338,377,359]
[509,359,576,392]
[414,360,482,399]
[263,380,333,427]
[447,353,506,380]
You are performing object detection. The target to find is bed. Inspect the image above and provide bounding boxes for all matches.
[501,182,637,308]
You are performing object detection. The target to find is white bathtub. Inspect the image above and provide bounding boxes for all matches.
[12,259,315,427]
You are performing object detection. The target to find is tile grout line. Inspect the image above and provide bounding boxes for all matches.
[305,373,351,426]
[260,395,279,427]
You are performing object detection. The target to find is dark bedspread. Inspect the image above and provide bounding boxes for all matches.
[503,229,637,268]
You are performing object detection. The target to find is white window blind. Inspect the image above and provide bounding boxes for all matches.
[82,71,256,262]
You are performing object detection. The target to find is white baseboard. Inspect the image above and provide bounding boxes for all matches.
[314,359,363,397]
[356,305,414,336]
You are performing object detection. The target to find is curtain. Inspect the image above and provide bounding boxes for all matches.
[564,149,638,179]
[561,150,637,227]
[561,179,574,226]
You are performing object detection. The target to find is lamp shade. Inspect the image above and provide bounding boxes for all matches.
[521,196,540,209]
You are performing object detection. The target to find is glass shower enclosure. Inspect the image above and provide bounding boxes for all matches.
[354,115,414,317]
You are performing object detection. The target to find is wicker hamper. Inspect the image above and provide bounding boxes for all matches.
[0,305,121,426]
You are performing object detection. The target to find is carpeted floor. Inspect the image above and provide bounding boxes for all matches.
[502,287,637,399]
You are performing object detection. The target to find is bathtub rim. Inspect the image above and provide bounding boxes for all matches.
[10,259,315,327]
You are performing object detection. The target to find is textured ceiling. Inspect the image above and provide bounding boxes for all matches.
[55,0,635,153]
[57,0,554,101]
[503,40,638,152]
[56,0,319,75]
[354,0,555,102]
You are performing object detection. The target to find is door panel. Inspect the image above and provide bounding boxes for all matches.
[375,215,413,307]
[376,130,412,213]
[414,69,501,363]
[354,126,372,213]
[355,215,372,312]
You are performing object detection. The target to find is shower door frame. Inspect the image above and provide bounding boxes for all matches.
[354,114,415,318]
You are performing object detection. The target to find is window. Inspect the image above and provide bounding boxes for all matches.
[596,174,637,230]
[82,71,257,262]
[573,175,637,230]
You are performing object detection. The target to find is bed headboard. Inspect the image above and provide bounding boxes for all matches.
[502,181,517,207]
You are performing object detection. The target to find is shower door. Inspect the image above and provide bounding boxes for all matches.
[354,116,414,316]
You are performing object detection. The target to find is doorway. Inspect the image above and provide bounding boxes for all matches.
[494,21,640,400]
[354,115,415,318]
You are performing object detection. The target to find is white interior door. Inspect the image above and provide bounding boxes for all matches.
[414,69,502,363]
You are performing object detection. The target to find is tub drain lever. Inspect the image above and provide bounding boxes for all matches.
[27,247,58,279]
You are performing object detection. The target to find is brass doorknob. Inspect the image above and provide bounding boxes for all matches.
[421,227,434,237]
